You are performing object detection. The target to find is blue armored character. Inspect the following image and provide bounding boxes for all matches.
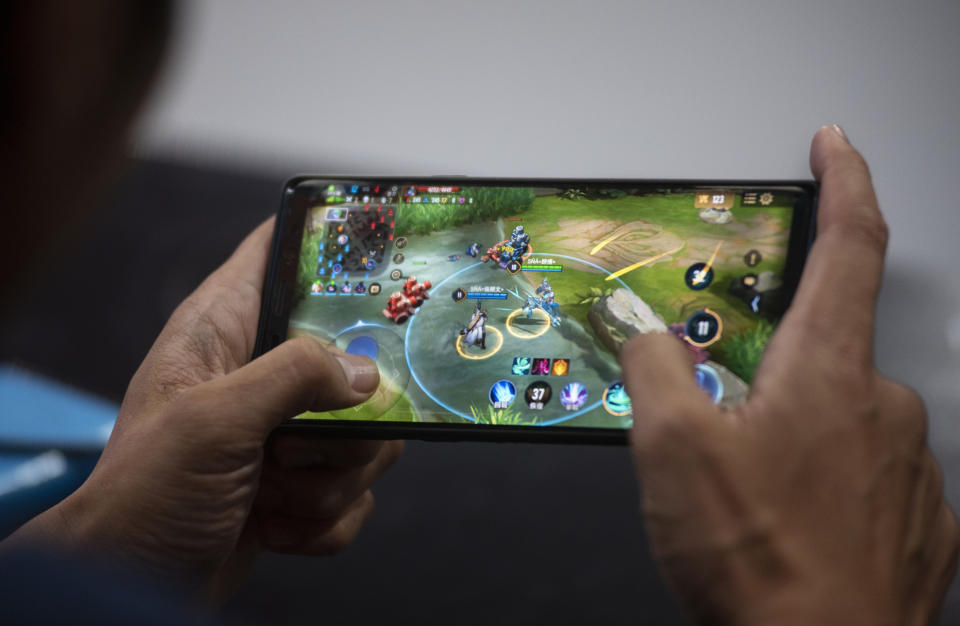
[522,279,561,328]
[506,225,530,262]
[535,278,560,319]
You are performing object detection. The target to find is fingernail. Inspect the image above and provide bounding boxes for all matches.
[335,353,379,393]
[829,123,849,143]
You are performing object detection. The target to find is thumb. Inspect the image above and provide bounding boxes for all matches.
[182,337,379,437]
[619,333,716,453]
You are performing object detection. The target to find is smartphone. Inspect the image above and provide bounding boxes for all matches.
[255,178,817,444]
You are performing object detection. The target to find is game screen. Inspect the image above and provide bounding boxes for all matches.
[282,181,805,430]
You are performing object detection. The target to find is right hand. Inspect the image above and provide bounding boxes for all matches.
[620,125,959,625]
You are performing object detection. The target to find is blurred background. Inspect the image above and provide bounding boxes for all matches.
[2,0,959,624]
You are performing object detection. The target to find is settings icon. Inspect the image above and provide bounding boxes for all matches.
[759,192,774,206]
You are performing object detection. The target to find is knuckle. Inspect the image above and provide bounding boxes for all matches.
[320,493,373,555]
[387,440,405,464]
[312,488,346,518]
[878,378,929,441]
[320,530,352,556]
[280,337,331,385]
[829,205,889,255]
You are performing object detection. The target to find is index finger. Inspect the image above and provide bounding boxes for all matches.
[783,125,888,364]
[207,215,276,296]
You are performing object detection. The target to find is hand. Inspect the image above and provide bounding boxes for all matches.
[620,126,958,625]
[6,218,403,603]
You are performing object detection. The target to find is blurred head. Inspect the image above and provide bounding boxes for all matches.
[1,0,173,304]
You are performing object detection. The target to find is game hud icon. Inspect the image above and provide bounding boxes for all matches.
[695,363,724,404]
[684,309,722,347]
[530,358,550,376]
[550,358,570,376]
[511,357,532,376]
[524,381,552,410]
[602,381,632,417]
[560,382,588,411]
[684,262,714,290]
[345,335,379,361]
[489,380,517,409]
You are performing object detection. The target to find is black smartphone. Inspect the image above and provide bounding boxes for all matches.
[255,178,817,444]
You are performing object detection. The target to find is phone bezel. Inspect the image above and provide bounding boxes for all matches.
[254,177,818,445]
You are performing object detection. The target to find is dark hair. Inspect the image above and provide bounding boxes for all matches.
[0,1,175,142]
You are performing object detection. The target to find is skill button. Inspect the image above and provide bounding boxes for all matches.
[602,381,632,417]
[524,381,552,410]
[684,309,722,347]
[684,262,714,290]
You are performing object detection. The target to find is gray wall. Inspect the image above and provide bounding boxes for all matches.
[136,0,960,598]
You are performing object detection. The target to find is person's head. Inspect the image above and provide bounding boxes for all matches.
[1,0,173,303]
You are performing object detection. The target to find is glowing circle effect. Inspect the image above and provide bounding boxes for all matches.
[505,308,551,339]
[454,325,503,360]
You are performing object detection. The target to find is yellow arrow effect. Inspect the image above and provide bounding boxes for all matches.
[590,231,625,256]
[605,246,683,281]
[692,241,723,285]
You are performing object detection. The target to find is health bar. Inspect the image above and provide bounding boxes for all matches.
[466,292,507,300]
[521,264,563,272]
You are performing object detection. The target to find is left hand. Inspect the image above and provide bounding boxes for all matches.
[6,218,404,603]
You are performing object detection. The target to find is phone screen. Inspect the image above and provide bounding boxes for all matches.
[277,180,811,431]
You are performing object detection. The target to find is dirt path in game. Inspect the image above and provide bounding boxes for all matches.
[536,214,788,269]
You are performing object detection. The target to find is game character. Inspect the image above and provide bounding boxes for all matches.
[481,225,533,269]
[340,280,352,294]
[508,225,530,258]
[383,276,432,324]
[459,301,488,349]
[382,291,413,323]
[535,279,560,319]
[401,276,432,308]
[311,281,322,294]
[354,281,366,294]
[466,242,481,257]
[521,279,561,328]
